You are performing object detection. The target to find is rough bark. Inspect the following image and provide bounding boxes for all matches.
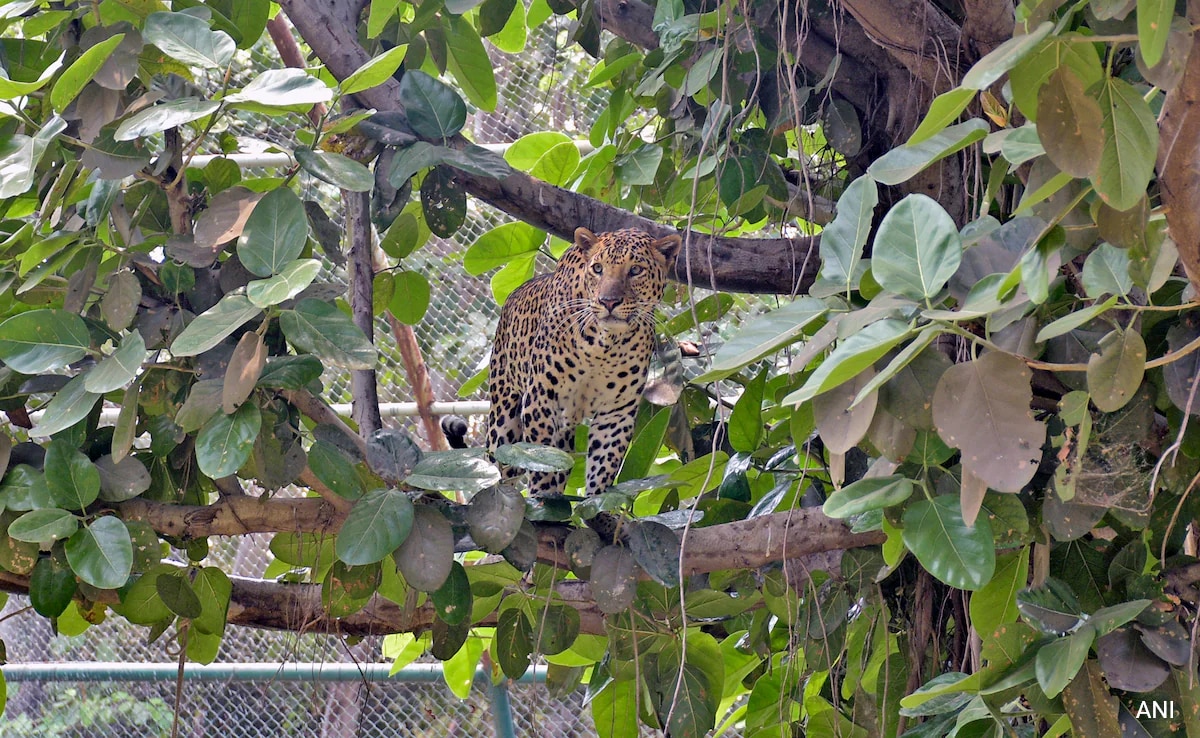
[346,190,383,436]
[1156,0,1200,293]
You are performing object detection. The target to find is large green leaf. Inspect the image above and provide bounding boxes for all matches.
[0,50,63,100]
[464,222,546,275]
[822,475,914,518]
[114,97,220,141]
[960,21,1054,90]
[872,194,962,301]
[224,68,332,109]
[50,34,125,112]
[30,374,101,438]
[1087,328,1146,412]
[969,546,1029,637]
[1080,243,1132,298]
[340,43,408,94]
[389,270,431,325]
[8,508,78,544]
[405,450,501,494]
[144,12,235,68]
[902,495,996,590]
[279,299,377,370]
[1093,77,1158,211]
[335,488,415,565]
[0,309,90,373]
[1036,627,1094,697]
[1138,0,1174,67]
[246,259,322,308]
[868,119,989,186]
[783,319,912,404]
[1037,66,1104,178]
[694,298,827,382]
[399,70,467,140]
[728,369,766,453]
[813,176,877,296]
[65,516,133,590]
[444,15,497,111]
[84,331,146,393]
[237,186,309,277]
[294,149,374,192]
[196,402,261,478]
[170,294,262,357]
[45,439,100,511]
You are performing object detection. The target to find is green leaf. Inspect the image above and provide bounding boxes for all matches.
[445,15,497,111]
[682,48,721,96]
[491,252,537,304]
[783,319,912,404]
[694,298,827,382]
[225,68,332,108]
[336,488,415,565]
[1036,627,1094,697]
[618,407,671,482]
[65,516,133,589]
[340,43,408,94]
[431,560,472,625]
[585,53,641,88]
[171,294,261,357]
[530,141,581,187]
[0,50,63,100]
[246,258,322,308]
[157,571,203,618]
[196,402,261,478]
[902,496,996,590]
[626,520,681,587]
[405,450,501,494]
[1087,328,1146,412]
[615,144,663,185]
[1081,243,1133,299]
[30,374,101,438]
[970,546,1029,637]
[814,176,877,295]
[95,455,152,502]
[1094,77,1158,211]
[45,439,100,511]
[728,369,766,452]
[294,149,374,192]
[280,299,377,370]
[907,88,976,145]
[0,309,90,373]
[389,270,431,324]
[464,222,546,275]
[399,70,467,139]
[50,34,125,112]
[1138,0,1174,67]
[29,556,76,617]
[494,443,575,472]
[1038,66,1104,178]
[960,21,1055,90]
[496,607,534,678]
[114,97,220,141]
[592,678,639,738]
[144,12,235,68]
[868,119,989,186]
[308,440,364,500]
[237,186,309,278]
[420,166,467,237]
[84,331,146,393]
[1034,295,1119,342]
[822,475,914,518]
[872,194,962,301]
[394,505,454,591]
[8,508,78,544]
[504,131,572,170]
[192,566,232,636]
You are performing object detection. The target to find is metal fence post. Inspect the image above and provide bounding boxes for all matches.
[490,679,518,738]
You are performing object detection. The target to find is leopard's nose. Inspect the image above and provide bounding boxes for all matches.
[598,295,622,313]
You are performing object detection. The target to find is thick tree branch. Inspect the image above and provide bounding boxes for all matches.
[346,190,383,436]
[840,0,963,95]
[1156,0,1200,293]
[279,0,823,296]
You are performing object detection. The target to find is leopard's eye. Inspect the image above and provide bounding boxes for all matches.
[591,263,603,275]
[628,265,644,277]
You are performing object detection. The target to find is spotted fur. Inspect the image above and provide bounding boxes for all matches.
[487,227,682,497]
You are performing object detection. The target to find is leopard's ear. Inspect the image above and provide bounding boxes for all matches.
[574,227,599,251]
[651,233,682,263]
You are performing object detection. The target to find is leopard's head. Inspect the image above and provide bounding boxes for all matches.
[568,227,681,335]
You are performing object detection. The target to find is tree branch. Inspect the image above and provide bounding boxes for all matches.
[279,0,824,296]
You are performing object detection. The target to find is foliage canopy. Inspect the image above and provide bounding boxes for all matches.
[0,0,1198,735]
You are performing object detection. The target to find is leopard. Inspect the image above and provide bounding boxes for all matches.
[486,227,682,501]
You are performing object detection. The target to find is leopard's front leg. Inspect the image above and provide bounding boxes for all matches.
[520,388,575,498]
[585,398,638,496]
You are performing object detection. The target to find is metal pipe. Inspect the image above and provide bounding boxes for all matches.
[490,679,518,738]
[37,400,492,429]
[2,662,544,684]
[188,140,594,170]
